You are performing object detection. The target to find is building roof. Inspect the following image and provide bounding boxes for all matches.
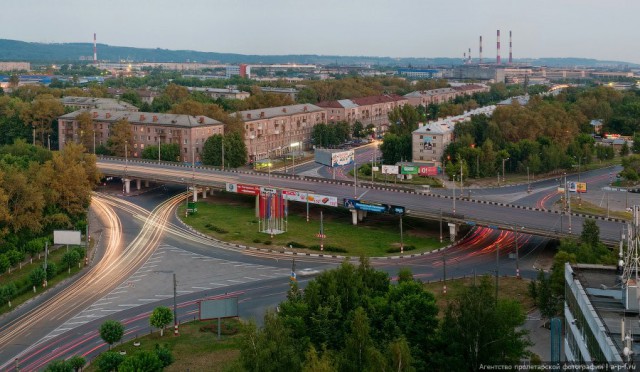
[413,122,454,135]
[591,119,604,126]
[237,104,324,121]
[316,99,358,109]
[412,105,497,135]
[59,109,223,128]
[351,94,407,106]
[61,96,138,111]
[187,87,247,95]
[404,88,457,98]
[497,95,530,106]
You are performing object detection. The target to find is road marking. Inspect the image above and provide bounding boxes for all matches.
[65,321,88,325]
[110,290,127,295]
[91,302,111,306]
[155,294,173,297]
[260,274,277,278]
[129,274,147,278]
[176,290,193,294]
[192,286,212,290]
[209,283,228,287]
[118,304,139,307]
[227,279,246,283]
[129,279,142,282]
[141,264,158,268]
[244,277,259,280]
[138,299,158,302]
[101,309,118,312]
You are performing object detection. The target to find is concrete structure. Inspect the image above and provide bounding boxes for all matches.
[411,105,496,165]
[396,68,443,79]
[564,263,632,365]
[236,104,326,162]
[446,65,506,83]
[58,110,224,162]
[187,87,250,100]
[225,65,240,78]
[403,84,489,107]
[61,96,139,112]
[258,87,299,100]
[0,62,30,72]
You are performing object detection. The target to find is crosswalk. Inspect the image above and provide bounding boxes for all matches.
[38,244,289,342]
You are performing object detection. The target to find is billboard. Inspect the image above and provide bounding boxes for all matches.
[226,183,261,196]
[282,190,338,207]
[567,181,587,193]
[199,297,239,320]
[401,165,419,175]
[343,198,405,215]
[331,150,354,167]
[381,165,399,175]
[53,230,82,245]
[418,166,438,176]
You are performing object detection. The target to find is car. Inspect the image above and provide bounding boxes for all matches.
[297,268,321,276]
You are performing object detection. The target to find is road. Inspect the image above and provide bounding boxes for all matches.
[0,184,552,369]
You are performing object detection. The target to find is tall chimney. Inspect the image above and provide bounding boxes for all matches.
[479,36,483,63]
[509,30,513,64]
[468,48,471,63]
[93,33,97,64]
[463,52,466,64]
[496,30,501,65]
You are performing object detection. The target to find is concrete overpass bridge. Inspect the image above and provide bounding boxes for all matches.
[97,157,627,246]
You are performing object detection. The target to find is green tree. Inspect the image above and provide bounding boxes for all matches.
[141,143,180,162]
[106,118,133,157]
[30,266,46,291]
[76,111,95,153]
[95,352,124,372]
[302,345,335,372]
[117,350,163,372]
[633,133,640,154]
[0,283,17,307]
[581,219,600,247]
[437,276,530,371]
[0,254,10,274]
[388,337,415,372]
[44,360,73,372]
[68,355,86,372]
[154,344,174,368]
[534,270,557,320]
[99,320,125,350]
[222,132,248,168]
[149,306,173,336]
[620,141,630,157]
[45,262,57,280]
[338,307,380,372]
[352,121,364,139]
[201,134,224,167]
[62,250,81,273]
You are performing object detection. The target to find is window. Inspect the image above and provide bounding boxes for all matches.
[184,147,187,153]
[141,144,145,149]
[184,139,188,144]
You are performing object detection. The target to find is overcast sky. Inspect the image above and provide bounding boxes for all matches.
[2,0,639,63]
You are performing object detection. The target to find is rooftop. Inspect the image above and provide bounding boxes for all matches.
[61,96,138,111]
[59,109,223,128]
[237,104,324,121]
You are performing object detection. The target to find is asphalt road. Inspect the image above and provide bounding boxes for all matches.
[0,185,553,369]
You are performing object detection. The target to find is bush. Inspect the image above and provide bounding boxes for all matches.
[309,245,348,253]
[386,245,417,254]
[252,238,261,243]
[285,241,307,248]
[263,240,272,245]
[45,262,58,279]
[6,250,24,266]
[96,352,124,372]
[155,344,175,367]
[0,254,9,274]
[204,223,228,234]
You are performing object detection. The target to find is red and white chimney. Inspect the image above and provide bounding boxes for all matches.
[509,30,513,64]
[496,30,501,65]
[479,36,483,63]
[93,33,97,64]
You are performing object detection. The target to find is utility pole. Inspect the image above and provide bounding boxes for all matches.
[158,136,161,161]
[354,157,358,197]
[502,157,509,183]
[442,248,447,295]
[460,161,463,198]
[453,174,456,214]
[173,273,178,335]
[527,166,531,193]
[495,243,499,306]
[439,208,443,243]
[400,215,404,254]
[44,241,48,288]
[221,139,225,171]
[514,225,520,279]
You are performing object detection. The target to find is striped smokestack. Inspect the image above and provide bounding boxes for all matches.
[509,30,513,64]
[93,33,97,64]
[479,35,483,63]
[468,48,471,63]
[496,30,501,65]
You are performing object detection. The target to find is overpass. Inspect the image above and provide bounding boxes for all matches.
[97,157,627,245]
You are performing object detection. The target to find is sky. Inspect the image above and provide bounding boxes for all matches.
[2,0,639,63]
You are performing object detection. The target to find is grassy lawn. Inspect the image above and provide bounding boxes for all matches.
[567,196,631,220]
[85,319,242,372]
[423,276,534,315]
[179,192,446,257]
[0,246,85,315]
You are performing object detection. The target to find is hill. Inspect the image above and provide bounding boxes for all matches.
[0,39,637,68]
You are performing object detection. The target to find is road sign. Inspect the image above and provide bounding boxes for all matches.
[316,233,326,238]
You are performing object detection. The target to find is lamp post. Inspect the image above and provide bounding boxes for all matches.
[527,166,531,193]
[154,271,178,336]
[221,138,225,171]
[290,142,300,176]
[354,157,358,197]
[48,134,51,151]
[452,174,456,214]
[502,157,509,183]
[158,136,161,161]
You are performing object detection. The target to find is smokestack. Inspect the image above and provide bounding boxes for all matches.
[468,48,471,63]
[93,33,97,64]
[496,30,501,65]
[509,30,513,64]
[463,52,466,64]
[479,36,483,63]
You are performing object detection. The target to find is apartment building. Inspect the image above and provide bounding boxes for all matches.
[0,62,30,72]
[58,110,224,163]
[236,104,326,162]
[317,94,408,134]
[61,96,139,112]
[403,84,490,107]
[187,87,250,100]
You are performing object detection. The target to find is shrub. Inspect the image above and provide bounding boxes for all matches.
[285,241,307,248]
[386,245,417,254]
[309,245,348,253]
[252,238,261,243]
[263,240,272,245]
[204,223,228,234]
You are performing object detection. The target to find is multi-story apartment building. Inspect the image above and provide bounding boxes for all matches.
[58,110,224,163]
[187,87,250,100]
[403,84,490,107]
[236,104,326,162]
[61,96,139,112]
[0,62,30,71]
[317,94,408,134]
[411,105,496,165]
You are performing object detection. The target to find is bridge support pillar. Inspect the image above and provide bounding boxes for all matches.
[202,188,207,198]
[136,179,141,190]
[193,187,198,202]
[145,180,150,188]
[351,210,358,225]
[123,179,131,194]
[357,210,365,222]
[448,223,458,242]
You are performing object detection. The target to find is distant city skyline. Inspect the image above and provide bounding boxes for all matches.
[2,0,639,64]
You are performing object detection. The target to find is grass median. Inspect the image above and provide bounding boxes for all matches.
[179,192,447,257]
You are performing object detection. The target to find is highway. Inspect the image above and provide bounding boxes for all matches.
[97,157,627,243]
[0,185,552,369]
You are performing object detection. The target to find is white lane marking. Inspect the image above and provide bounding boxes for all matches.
[227,279,246,283]
[192,286,212,290]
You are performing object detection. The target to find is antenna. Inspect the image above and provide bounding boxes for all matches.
[622,206,640,285]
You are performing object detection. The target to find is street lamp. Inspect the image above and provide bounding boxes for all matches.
[452,174,456,214]
[154,271,178,336]
[502,157,509,183]
[290,142,300,176]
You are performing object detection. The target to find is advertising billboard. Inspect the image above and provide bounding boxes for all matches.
[401,165,419,175]
[199,297,239,320]
[418,166,439,176]
[381,165,399,175]
[343,198,405,215]
[282,190,338,207]
[331,150,355,167]
[567,182,587,193]
[226,183,261,196]
[53,230,82,245]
